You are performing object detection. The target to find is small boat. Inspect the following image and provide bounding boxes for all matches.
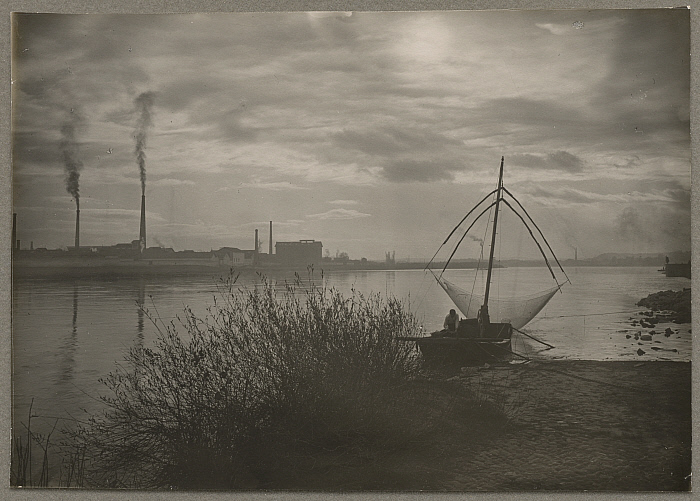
[401,156,569,365]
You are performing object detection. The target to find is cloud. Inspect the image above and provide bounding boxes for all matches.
[236,181,309,191]
[520,185,680,206]
[10,10,690,257]
[380,159,458,183]
[333,126,462,156]
[588,10,690,144]
[150,178,196,187]
[510,151,585,173]
[535,23,577,35]
[535,188,619,205]
[307,208,371,220]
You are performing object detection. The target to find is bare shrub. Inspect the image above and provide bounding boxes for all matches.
[71,271,422,489]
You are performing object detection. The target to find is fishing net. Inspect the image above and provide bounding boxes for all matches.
[437,277,561,329]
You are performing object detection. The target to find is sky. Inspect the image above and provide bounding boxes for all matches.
[11,9,691,261]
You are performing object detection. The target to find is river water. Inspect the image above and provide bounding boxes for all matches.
[11,266,691,454]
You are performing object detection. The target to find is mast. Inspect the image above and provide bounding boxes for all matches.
[479,156,504,331]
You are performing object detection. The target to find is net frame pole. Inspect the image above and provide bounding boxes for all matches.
[425,188,498,270]
[482,156,505,315]
[439,200,498,277]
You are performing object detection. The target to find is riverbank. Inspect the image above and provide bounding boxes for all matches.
[637,288,691,323]
[11,361,690,491]
[324,360,691,491]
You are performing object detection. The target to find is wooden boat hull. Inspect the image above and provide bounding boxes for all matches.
[416,336,512,365]
[400,320,513,366]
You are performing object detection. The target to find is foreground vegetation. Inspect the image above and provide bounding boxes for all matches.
[13,272,512,489]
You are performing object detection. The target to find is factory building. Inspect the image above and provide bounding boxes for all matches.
[275,240,323,268]
[214,247,256,267]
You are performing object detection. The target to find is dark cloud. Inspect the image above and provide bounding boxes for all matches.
[511,151,584,173]
[470,97,583,130]
[13,130,61,167]
[615,201,690,250]
[462,97,598,152]
[591,10,690,139]
[521,186,606,205]
[334,126,462,156]
[380,159,457,183]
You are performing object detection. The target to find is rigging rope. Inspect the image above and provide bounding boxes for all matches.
[503,187,571,284]
[501,198,559,284]
[425,188,498,270]
[440,200,498,277]
[530,309,642,320]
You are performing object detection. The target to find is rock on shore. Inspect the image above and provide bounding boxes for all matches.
[636,289,691,323]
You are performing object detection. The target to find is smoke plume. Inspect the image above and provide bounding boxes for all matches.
[134,92,156,195]
[60,114,83,209]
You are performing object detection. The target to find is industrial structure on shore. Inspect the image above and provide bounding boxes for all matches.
[12,213,324,274]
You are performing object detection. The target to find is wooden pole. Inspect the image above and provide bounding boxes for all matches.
[513,327,556,349]
[480,156,504,330]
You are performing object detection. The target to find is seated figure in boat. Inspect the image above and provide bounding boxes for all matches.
[443,309,459,334]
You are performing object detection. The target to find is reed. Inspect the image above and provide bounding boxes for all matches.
[11,399,71,488]
[69,271,425,489]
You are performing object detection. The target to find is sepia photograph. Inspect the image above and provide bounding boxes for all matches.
[9,5,692,492]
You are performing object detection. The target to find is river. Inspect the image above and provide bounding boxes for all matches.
[12,266,691,453]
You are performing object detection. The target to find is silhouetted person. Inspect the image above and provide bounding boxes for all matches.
[443,309,460,334]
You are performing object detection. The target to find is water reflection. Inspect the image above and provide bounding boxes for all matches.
[58,284,79,382]
[384,271,395,295]
[136,279,145,345]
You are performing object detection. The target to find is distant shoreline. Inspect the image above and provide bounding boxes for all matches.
[11,260,693,279]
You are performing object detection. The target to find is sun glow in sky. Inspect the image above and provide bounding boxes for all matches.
[11,9,690,260]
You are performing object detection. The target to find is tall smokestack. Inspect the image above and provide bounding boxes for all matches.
[575,247,578,261]
[75,204,80,248]
[12,213,16,252]
[255,229,259,253]
[269,221,273,255]
[139,194,146,252]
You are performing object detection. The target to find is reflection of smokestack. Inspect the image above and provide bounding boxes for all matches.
[72,287,78,336]
[75,205,80,248]
[269,221,273,255]
[12,213,16,252]
[136,279,145,344]
[139,194,146,252]
[60,285,79,382]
